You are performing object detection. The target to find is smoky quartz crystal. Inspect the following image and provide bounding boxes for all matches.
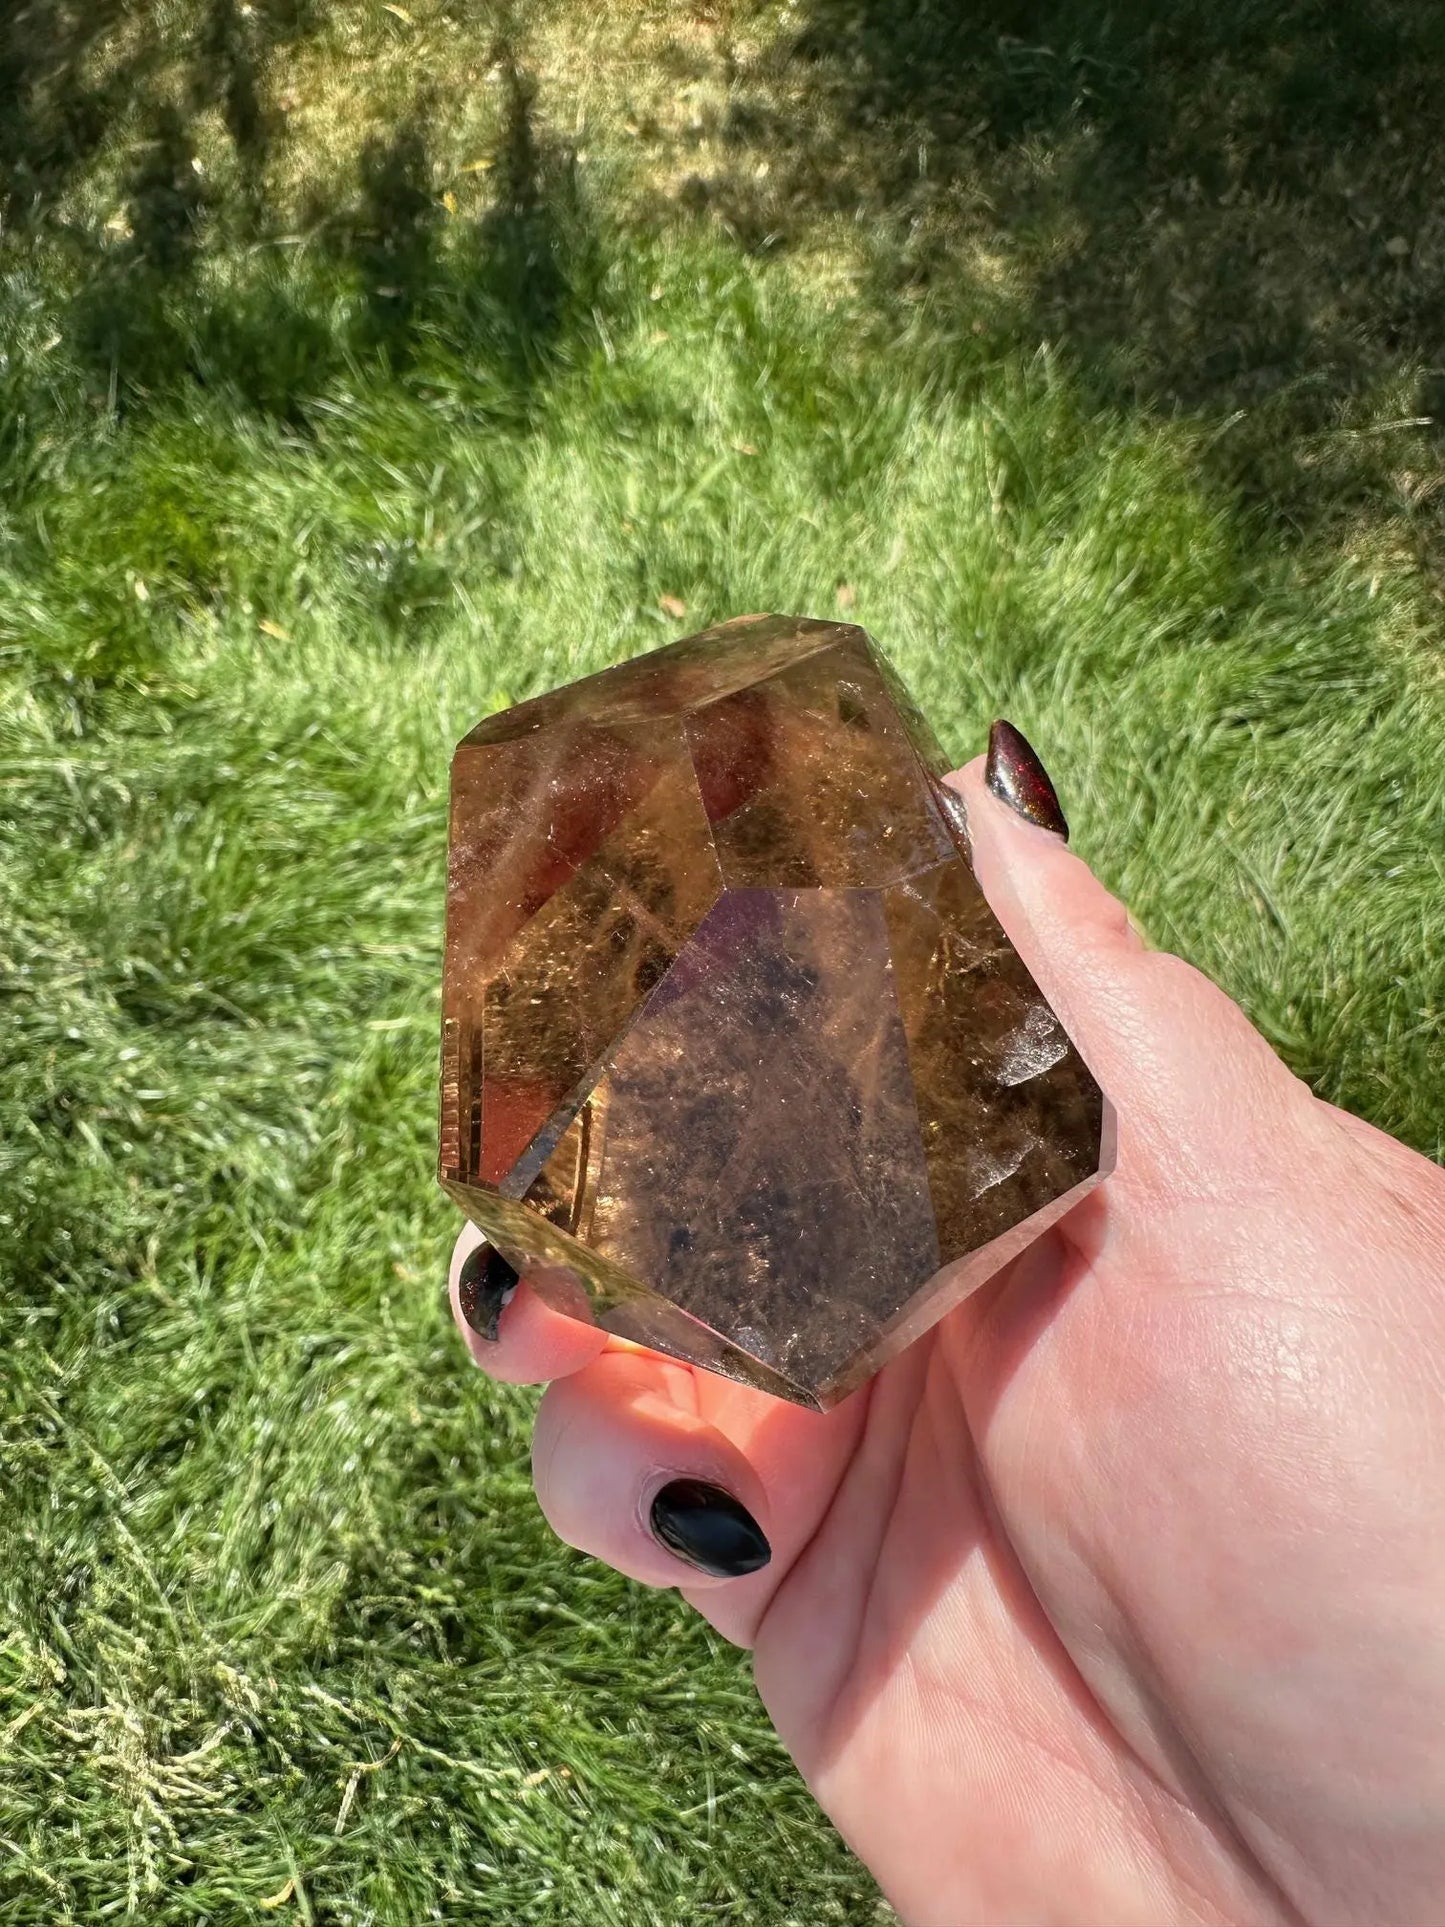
[439,615,1113,1409]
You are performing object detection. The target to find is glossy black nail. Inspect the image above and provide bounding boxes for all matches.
[649,1478,771,1578]
[985,718,1070,840]
[457,1242,520,1342]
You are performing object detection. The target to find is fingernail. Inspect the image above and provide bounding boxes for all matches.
[457,1242,520,1341]
[649,1478,771,1578]
[985,718,1070,840]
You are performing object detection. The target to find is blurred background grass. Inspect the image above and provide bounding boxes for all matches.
[1,1,1441,1920]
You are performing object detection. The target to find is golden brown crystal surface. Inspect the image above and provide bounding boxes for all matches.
[440,616,1113,1410]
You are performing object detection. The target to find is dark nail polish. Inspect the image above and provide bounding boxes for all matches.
[649,1478,771,1578]
[457,1242,520,1341]
[985,718,1070,840]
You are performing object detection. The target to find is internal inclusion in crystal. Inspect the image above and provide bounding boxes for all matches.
[439,615,1114,1410]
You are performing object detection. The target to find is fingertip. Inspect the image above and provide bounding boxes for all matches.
[448,1224,609,1383]
[943,756,1165,1132]
[947,752,1296,1148]
[532,1350,774,1594]
[951,751,986,787]
[947,756,1138,974]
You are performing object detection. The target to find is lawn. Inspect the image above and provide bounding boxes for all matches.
[1,2,1442,1920]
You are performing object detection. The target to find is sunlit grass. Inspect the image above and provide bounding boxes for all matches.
[1,2,1442,1921]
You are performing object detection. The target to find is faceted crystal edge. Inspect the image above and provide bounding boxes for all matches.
[815,1095,1119,1410]
[856,630,974,873]
[442,1176,823,1407]
[458,614,853,748]
[484,739,728,1200]
[860,632,956,776]
[825,638,976,897]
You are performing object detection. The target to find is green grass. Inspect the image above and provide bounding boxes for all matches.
[2,2,1442,1920]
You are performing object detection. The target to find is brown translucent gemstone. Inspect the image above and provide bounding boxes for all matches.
[440,616,1114,1410]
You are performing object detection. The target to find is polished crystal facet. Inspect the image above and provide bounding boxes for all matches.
[440,616,1113,1410]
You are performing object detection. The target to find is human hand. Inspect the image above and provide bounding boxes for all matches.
[448,730,1445,1927]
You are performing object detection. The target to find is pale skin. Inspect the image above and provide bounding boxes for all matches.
[448,756,1445,1927]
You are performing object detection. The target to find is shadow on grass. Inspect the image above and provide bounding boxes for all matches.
[316,54,597,396]
[678,0,1445,574]
[2,1,602,432]
[0,0,308,226]
[8,0,1445,578]
[0,5,611,699]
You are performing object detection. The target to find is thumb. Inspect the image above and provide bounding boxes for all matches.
[947,738,1307,1184]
